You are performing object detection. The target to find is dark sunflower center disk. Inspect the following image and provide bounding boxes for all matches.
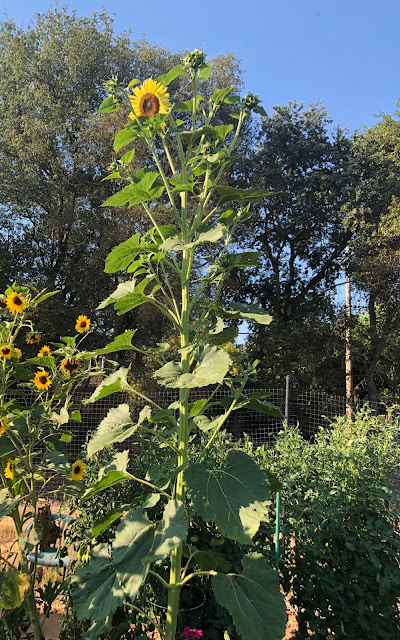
[73,466,81,475]
[13,296,23,306]
[39,375,48,384]
[140,92,160,116]
[2,348,11,355]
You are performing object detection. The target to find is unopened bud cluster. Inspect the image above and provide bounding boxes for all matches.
[104,75,124,107]
[183,49,206,70]
[241,92,261,113]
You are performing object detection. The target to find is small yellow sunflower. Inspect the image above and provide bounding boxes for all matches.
[0,298,7,310]
[38,345,51,357]
[6,291,27,314]
[0,345,12,359]
[13,347,22,359]
[61,358,80,375]
[71,460,85,481]
[75,315,90,333]
[129,78,171,118]
[4,459,14,480]
[31,370,52,391]
[0,416,10,436]
[26,333,41,345]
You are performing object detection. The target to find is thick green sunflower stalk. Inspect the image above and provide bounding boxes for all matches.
[70,51,286,640]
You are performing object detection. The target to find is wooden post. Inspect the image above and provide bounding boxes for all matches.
[345,246,353,419]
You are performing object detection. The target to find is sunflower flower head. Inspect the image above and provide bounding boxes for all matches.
[31,370,52,391]
[71,460,85,481]
[129,78,171,119]
[75,315,90,333]
[0,416,10,436]
[26,333,41,345]
[0,297,7,311]
[13,347,22,360]
[0,345,12,359]
[38,345,51,358]
[6,291,27,314]
[61,358,80,375]
[4,459,14,480]
[241,92,261,114]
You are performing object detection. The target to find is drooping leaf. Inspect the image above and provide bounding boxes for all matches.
[211,302,273,325]
[214,185,272,206]
[95,330,138,355]
[194,550,230,572]
[212,553,286,640]
[98,281,137,309]
[70,544,124,621]
[0,488,20,519]
[83,369,131,405]
[82,471,130,501]
[92,511,125,538]
[160,223,225,251]
[198,63,211,81]
[50,407,69,425]
[87,404,135,457]
[143,500,188,563]
[185,450,271,544]
[112,507,155,601]
[46,451,70,475]
[208,326,239,346]
[0,568,30,611]
[220,394,283,418]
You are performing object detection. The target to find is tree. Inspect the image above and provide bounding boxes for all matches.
[345,113,400,403]
[232,102,352,390]
[0,7,242,358]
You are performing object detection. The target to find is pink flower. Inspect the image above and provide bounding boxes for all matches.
[182,627,203,639]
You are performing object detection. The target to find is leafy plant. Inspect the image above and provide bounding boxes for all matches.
[0,286,99,639]
[257,408,400,639]
[68,51,286,640]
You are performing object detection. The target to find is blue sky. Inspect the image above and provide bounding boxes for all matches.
[1,0,399,134]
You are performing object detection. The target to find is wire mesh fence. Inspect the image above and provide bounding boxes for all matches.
[9,383,387,464]
[52,385,385,459]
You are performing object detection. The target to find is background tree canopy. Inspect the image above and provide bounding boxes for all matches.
[0,6,399,402]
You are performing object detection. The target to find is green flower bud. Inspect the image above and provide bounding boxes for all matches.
[183,49,207,70]
[104,75,124,107]
[241,92,261,113]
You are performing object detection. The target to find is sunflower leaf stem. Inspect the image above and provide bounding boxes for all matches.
[124,471,171,498]
[137,425,179,454]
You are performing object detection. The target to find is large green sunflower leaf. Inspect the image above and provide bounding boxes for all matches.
[214,185,273,206]
[104,234,142,273]
[160,223,225,251]
[208,326,239,346]
[70,544,124,622]
[83,368,131,405]
[114,128,137,152]
[153,346,231,389]
[87,404,135,457]
[112,507,155,601]
[156,64,185,86]
[0,488,20,519]
[143,500,188,564]
[212,553,286,640]
[210,302,273,325]
[185,450,270,544]
[82,471,130,501]
[95,330,138,355]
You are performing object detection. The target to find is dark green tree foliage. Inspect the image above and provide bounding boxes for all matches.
[345,114,400,403]
[232,103,351,391]
[0,8,241,351]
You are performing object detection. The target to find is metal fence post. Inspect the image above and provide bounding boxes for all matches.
[275,375,291,572]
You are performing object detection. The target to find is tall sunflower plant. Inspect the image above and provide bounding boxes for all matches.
[0,286,97,639]
[70,51,287,640]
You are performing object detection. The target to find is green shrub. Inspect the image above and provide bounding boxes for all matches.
[256,408,400,639]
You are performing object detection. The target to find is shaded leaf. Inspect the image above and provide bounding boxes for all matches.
[87,404,135,457]
[143,500,188,563]
[185,450,270,544]
[0,568,30,611]
[214,185,272,206]
[95,330,138,355]
[0,488,20,519]
[212,553,286,640]
[83,369,131,405]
